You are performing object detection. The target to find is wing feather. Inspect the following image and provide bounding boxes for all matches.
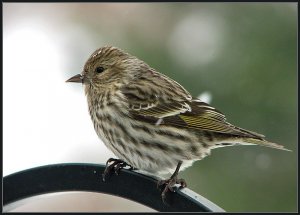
[121,72,264,139]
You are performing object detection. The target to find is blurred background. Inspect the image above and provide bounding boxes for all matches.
[3,2,297,212]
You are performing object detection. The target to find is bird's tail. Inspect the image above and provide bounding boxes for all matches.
[239,137,292,152]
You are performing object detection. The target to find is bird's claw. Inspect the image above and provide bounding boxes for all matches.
[158,176,187,204]
[102,158,134,181]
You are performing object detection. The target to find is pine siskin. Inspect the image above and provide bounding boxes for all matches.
[66,46,290,201]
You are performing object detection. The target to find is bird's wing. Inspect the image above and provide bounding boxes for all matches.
[121,72,265,139]
[176,100,265,138]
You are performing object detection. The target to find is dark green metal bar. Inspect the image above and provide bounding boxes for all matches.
[3,163,225,212]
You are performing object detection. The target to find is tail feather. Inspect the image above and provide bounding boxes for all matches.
[213,137,292,152]
[241,138,292,152]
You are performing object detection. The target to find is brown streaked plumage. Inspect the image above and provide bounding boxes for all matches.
[66,45,290,202]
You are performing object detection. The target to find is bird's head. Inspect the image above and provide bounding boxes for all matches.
[66,46,147,94]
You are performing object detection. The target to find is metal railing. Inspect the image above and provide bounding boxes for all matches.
[3,163,225,212]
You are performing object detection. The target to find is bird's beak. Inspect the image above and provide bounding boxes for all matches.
[66,74,83,83]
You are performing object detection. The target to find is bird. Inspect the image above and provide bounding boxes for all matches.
[66,45,290,202]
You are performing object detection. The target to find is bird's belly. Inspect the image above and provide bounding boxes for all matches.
[100,136,200,175]
[91,109,210,175]
[96,131,191,175]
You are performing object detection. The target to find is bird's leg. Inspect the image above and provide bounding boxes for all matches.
[157,161,187,203]
[102,158,134,181]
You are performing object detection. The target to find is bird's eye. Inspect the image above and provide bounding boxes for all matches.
[95,66,105,73]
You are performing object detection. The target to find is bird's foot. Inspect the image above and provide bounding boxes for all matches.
[157,175,187,204]
[102,158,134,182]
